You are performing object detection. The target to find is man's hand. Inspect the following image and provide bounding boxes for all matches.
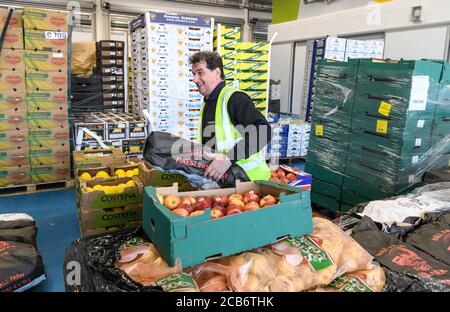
[203,152,232,182]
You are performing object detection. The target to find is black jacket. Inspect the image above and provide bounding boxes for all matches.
[200,81,272,163]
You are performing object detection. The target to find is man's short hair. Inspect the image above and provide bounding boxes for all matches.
[189,51,225,80]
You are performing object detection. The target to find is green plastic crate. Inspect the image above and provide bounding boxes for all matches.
[305,162,346,186]
[142,180,313,268]
[311,190,341,212]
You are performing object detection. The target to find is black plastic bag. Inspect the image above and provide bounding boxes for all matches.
[351,217,450,292]
[143,131,249,188]
[404,221,450,266]
[0,215,45,292]
[64,228,163,292]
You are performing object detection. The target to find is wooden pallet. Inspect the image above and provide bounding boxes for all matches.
[0,179,75,197]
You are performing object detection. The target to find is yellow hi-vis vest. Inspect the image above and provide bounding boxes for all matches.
[197,85,270,181]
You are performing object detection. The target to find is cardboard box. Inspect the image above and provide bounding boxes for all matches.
[25,50,67,72]
[0,8,23,29]
[22,7,68,32]
[0,70,26,91]
[0,49,25,70]
[78,176,143,210]
[27,101,68,116]
[73,148,126,169]
[142,180,312,268]
[0,128,28,151]
[29,138,69,154]
[26,91,67,110]
[0,165,31,187]
[27,117,69,130]
[1,28,24,49]
[0,150,29,167]
[0,116,27,131]
[78,204,143,229]
[24,29,68,52]
[137,160,196,191]
[0,90,27,114]
[29,150,70,167]
[80,221,141,238]
[25,71,68,92]
[278,165,312,191]
[30,163,70,183]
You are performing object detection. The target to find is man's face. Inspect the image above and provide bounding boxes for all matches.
[192,61,222,98]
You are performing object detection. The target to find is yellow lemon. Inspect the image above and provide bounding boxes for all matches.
[95,170,110,178]
[132,168,139,175]
[79,172,92,181]
[115,184,126,194]
[115,169,126,178]
[102,185,115,194]
[126,180,136,188]
[93,184,103,191]
[112,207,124,212]
[86,187,94,192]
[125,170,135,177]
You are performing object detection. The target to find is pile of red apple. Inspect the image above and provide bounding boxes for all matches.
[159,191,279,219]
[270,167,298,184]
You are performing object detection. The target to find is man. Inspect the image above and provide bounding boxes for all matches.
[189,51,271,182]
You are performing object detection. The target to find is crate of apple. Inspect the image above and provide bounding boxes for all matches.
[270,167,298,184]
[160,191,279,219]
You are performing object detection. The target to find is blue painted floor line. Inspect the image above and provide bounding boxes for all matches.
[0,188,79,292]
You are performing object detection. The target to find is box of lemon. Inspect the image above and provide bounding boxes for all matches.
[78,176,144,210]
[73,148,126,169]
[78,203,143,229]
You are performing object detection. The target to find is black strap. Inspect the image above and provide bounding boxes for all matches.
[0,8,14,53]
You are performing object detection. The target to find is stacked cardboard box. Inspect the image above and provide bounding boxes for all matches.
[22,7,70,184]
[95,40,125,112]
[305,59,445,212]
[268,118,310,159]
[130,12,213,142]
[73,112,148,158]
[0,8,28,187]
[71,74,103,113]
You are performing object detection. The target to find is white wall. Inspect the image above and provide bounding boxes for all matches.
[291,42,307,115]
[298,0,374,19]
[385,26,448,60]
[270,0,450,43]
[270,43,294,113]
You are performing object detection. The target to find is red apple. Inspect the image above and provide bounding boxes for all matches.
[276,168,286,177]
[226,203,243,213]
[243,193,260,204]
[190,210,205,217]
[164,195,181,210]
[211,195,228,207]
[260,195,277,207]
[228,193,243,202]
[211,208,225,219]
[178,203,194,214]
[212,204,226,213]
[286,173,297,181]
[226,208,242,216]
[172,208,189,217]
[229,198,245,208]
[194,196,212,211]
[243,201,260,212]
[181,196,196,205]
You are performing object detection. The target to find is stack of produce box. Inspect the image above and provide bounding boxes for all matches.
[73,112,148,158]
[305,58,445,212]
[268,117,310,159]
[130,12,213,142]
[0,8,29,186]
[95,40,125,112]
[432,62,450,167]
[73,148,142,237]
[213,24,241,85]
[305,60,359,212]
[23,7,71,183]
[343,59,442,210]
[234,42,269,116]
[70,74,103,113]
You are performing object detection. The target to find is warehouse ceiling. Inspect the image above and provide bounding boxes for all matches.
[163,0,272,12]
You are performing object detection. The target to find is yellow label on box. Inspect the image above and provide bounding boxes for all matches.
[378,101,392,117]
[315,125,324,137]
[376,120,388,134]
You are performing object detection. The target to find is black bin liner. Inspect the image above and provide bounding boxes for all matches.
[143,131,249,188]
[64,228,162,292]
